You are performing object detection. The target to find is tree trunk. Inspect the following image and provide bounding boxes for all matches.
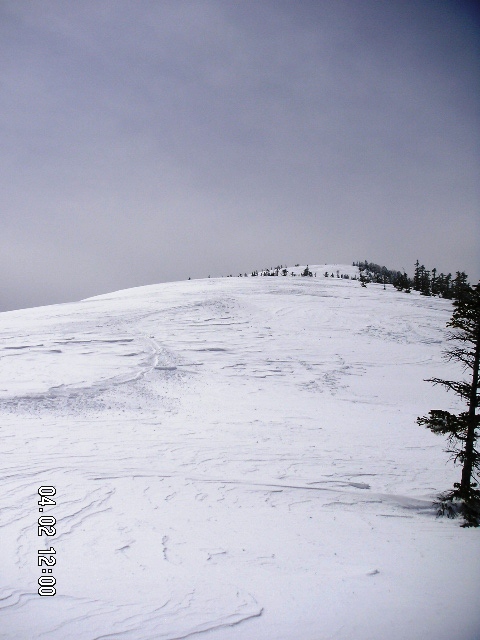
[460,331,480,497]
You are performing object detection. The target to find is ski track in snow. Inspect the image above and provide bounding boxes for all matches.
[1,265,479,640]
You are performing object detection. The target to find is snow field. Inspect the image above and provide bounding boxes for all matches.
[0,266,479,639]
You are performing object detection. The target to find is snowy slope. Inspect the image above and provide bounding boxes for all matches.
[1,266,479,640]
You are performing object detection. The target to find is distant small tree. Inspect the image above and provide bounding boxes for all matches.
[452,271,470,301]
[394,272,411,293]
[414,259,421,291]
[431,268,438,295]
[359,272,368,287]
[417,281,480,526]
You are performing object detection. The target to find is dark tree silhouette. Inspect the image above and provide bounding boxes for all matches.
[417,282,480,526]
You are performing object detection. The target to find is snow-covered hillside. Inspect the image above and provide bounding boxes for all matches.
[1,266,479,640]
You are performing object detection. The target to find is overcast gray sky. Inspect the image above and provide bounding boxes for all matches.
[1,0,479,311]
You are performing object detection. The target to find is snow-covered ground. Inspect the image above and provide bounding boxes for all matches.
[1,265,479,640]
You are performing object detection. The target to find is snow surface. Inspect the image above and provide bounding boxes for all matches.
[1,265,479,640]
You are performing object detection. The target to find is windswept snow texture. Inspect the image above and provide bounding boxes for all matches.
[1,265,479,640]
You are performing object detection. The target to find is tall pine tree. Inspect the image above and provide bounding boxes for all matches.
[417,281,480,526]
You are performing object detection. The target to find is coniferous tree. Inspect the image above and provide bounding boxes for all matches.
[394,272,411,293]
[444,273,453,299]
[414,260,421,291]
[359,271,368,287]
[417,282,480,526]
[431,268,438,296]
[420,267,431,296]
[437,272,453,299]
[452,271,470,301]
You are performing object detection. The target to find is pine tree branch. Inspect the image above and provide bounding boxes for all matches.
[445,347,476,369]
[417,410,469,438]
[425,378,471,399]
